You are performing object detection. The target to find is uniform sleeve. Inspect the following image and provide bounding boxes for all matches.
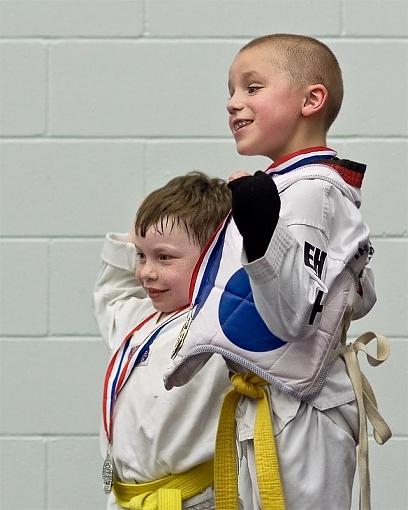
[351,261,376,320]
[93,233,151,351]
[242,179,375,342]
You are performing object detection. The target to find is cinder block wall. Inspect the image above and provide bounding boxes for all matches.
[0,1,406,509]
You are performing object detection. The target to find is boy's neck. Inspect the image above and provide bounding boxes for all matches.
[157,311,171,323]
[274,123,327,163]
[156,305,189,323]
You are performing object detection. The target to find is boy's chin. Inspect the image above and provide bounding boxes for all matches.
[236,146,260,157]
[235,141,261,157]
[236,144,251,156]
[152,303,186,314]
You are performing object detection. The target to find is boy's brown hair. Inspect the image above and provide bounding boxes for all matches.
[241,34,343,130]
[135,171,231,248]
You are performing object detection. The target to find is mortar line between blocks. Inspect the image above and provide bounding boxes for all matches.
[44,436,48,510]
[142,140,147,197]
[46,239,51,336]
[45,43,50,136]
[142,0,148,36]
[0,36,407,42]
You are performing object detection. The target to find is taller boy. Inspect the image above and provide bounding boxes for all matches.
[166,34,390,510]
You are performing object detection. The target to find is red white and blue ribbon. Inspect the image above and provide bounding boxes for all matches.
[188,214,231,319]
[102,307,188,442]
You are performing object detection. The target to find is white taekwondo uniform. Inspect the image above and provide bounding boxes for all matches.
[165,148,379,510]
[94,233,230,509]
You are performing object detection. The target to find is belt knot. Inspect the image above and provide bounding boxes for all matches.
[230,372,266,399]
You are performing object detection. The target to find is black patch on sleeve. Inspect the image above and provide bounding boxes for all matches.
[309,290,324,325]
[304,242,327,279]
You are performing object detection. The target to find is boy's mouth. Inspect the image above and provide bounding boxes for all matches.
[233,119,253,132]
[146,288,168,298]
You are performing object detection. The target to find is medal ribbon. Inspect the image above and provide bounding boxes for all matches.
[188,213,231,319]
[102,307,189,442]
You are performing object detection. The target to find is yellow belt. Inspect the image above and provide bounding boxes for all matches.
[215,372,285,510]
[113,459,214,510]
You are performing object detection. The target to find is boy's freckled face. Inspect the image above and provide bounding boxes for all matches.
[135,223,201,313]
[227,47,306,161]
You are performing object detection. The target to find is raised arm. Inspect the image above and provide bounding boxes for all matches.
[93,232,151,351]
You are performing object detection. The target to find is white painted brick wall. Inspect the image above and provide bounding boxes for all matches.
[144,0,342,37]
[0,1,144,38]
[0,1,406,509]
[0,42,47,135]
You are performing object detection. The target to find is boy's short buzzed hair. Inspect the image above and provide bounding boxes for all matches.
[135,171,231,248]
[241,34,343,130]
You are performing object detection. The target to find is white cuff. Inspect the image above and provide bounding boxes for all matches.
[101,233,136,272]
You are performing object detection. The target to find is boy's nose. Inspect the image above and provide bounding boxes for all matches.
[139,262,158,282]
[226,94,244,114]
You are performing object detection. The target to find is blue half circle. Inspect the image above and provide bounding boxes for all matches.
[218,268,285,352]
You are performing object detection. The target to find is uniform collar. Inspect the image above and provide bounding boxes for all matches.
[266,147,337,176]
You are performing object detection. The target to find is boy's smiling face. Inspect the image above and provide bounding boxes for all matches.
[135,221,201,313]
[227,46,307,161]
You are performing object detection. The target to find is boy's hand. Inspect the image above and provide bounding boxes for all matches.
[228,171,281,262]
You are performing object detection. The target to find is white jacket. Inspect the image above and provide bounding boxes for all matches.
[165,162,376,402]
[93,234,230,487]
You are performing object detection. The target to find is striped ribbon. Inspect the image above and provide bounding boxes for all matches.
[102,307,188,442]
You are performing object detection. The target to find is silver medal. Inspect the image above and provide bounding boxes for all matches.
[102,445,113,494]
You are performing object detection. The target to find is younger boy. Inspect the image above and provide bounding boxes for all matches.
[94,171,232,509]
[165,34,390,510]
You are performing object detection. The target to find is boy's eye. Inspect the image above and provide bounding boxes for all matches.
[247,85,262,94]
[136,251,146,261]
[159,254,172,261]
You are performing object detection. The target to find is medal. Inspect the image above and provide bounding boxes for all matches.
[102,444,113,494]
[171,307,194,359]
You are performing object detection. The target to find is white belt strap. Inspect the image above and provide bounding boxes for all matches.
[342,331,392,510]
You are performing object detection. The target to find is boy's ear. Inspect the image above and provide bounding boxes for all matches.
[302,84,328,117]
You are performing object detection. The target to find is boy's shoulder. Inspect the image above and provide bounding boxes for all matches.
[279,174,331,230]
[276,163,355,206]
[276,163,363,233]
[274,162,358,198]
